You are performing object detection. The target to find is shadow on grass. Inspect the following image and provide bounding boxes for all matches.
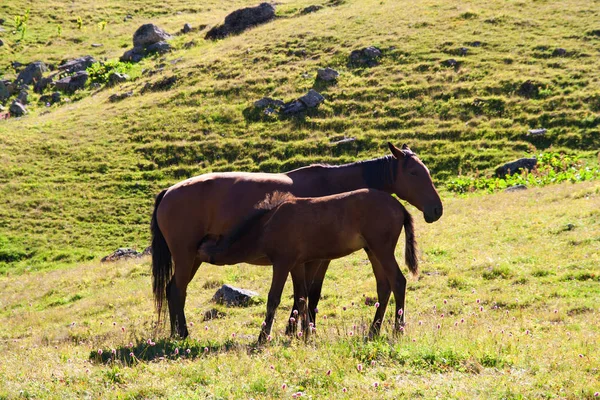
[88,336,296,365]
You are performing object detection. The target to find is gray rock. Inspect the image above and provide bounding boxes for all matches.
[203,308,226,321]
[212,284,259,307]
[101,248,144,262]
[9,100,26,117]
[145,41,171,54]
[298,89,324,108]
[58,56,97,74]
[206,3,275,40]
[182,23,192,34]
[349,46,382,67]
[301,5,323,14]
[16,61,48,85]
[51,91,61,103]
[108,72,129,86]
[108,91,133,102]
[441,58,459,68]
[39,91,62,105]
[528,128,547,136]
[505,185,528,193]
[458,47,468,56]
[54,71,89,93]
[34,73,58,93]
[552,48,567,57]
[0,39,4,47]
[495,158,537,178]
[91,43,103,48]
[120,46,145,63]
[0,81,9,101]
[133,24,172,48]
[317,67,339,82]
[16,90,28,105]
[183,40,197,49]
[254,97,284,109]
[281,100,306,115]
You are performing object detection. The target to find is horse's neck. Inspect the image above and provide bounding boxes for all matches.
[286,162,391,196]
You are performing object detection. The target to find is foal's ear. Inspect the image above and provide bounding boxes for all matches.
[388,142,405,159]
[401,143,411,151]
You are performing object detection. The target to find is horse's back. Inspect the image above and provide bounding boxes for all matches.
[157,171,294,247]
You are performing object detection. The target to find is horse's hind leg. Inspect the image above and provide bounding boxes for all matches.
[289,266,310,338]
[167,246,198,338]
[285,260,327,335]
[365,248,392,338]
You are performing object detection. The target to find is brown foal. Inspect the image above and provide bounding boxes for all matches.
[197,189,417,343]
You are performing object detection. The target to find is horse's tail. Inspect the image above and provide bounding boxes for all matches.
[151,189,171,322]
[402,207,419,276]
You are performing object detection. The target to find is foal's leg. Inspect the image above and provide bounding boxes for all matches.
[259,260,296,344]
[365,248,392,338]
[289,266,310,338]
[372,248,407,334]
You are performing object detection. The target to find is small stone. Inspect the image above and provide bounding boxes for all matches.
[202,308,226,321]
[91,43,103,48]
[9,100,26,117]
[349,46,382,67]
[552,48,567,57]
[0,39,4,47]
[101,248,143,262]
[458,47,468,56]
[108,72,129,86]
[298,89,324,108]
[301,5,323,14]
[505,185,527,193]
[528,128,547,136]
[183,40,197,49]
[108,91,133,102]
[16,90,28,105]
[254,97,284,109]
[120,46,145,63]
[0,81,10,101]
[51,92,61,103]
[317,67,339,82]
[212,284,259,307]
[182,23,192,34]
[441,58,459,68]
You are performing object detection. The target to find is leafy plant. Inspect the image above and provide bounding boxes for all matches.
[86,61,136,85]
[446,152,600,193]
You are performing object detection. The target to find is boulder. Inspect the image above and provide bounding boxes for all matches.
[101,248,144,262]
[16,61,48,85]
[9,100,26,117]
[348,46,382,67]
[120,46,145,63]
[132,24,172,48]
[205,3,275,40]
[317,67,339,82]
[54,71,88,93]
[145,41,171,54]
[182,23,192,34]
[495,157,537,178]
[58,56,96,74]
[108,72,129,86]
[282,89,324,115]
[212,284,259,306]
[441,58,459,68]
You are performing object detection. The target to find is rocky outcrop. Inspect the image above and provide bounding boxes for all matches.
[206,3,275,40]
[16,61,48,85]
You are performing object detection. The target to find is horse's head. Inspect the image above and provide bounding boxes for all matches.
[388,142,443,223]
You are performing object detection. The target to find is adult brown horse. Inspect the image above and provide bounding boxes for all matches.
[151,143,442,338]
[197,189,417,342]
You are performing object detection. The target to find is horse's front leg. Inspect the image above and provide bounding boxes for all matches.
[259,260,296,344]
[289,266,310,338]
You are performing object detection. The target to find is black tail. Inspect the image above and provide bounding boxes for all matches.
[403,208,419,276]
[151,189,171,322]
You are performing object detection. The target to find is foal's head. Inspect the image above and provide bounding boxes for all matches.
[388,143,443,223]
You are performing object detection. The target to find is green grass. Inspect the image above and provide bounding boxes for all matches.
[0,182,599,398]
[1,0,600,397]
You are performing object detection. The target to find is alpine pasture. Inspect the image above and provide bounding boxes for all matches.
[0,0,599,398]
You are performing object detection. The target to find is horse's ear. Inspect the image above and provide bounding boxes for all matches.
[388,142,405,159]
[402,143,410,151]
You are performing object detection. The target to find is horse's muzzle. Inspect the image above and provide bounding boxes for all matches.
[424,205,443,223]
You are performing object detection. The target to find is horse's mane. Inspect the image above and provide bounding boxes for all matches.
[215,191,293,251]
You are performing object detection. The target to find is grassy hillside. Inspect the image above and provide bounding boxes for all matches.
[0,182,598,398]
[1,0,600,271]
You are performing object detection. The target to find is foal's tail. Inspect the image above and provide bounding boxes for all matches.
[151,189,171,322]
[403,208,419,276]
